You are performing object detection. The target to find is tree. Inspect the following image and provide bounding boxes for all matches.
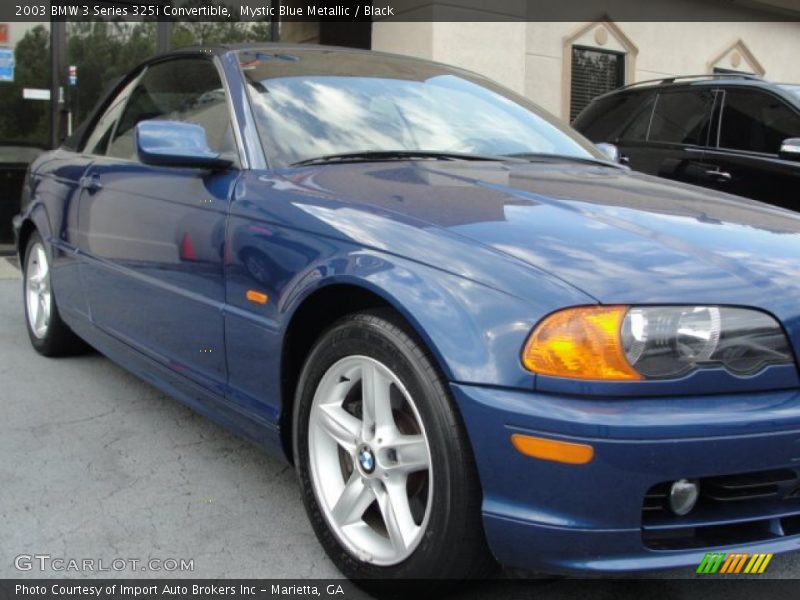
[169,1,273,46]
[66,21,157,125]
[0,25,50,146]
[0,8,273,146]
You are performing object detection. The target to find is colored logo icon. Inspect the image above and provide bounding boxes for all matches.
[696,552,773,574]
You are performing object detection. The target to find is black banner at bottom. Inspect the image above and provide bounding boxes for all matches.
[2,579,800,600]
[5,581,364,600]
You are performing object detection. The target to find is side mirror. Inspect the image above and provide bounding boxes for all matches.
[779,138,800,161]
[135,120,233,170]
[596,142,629,165]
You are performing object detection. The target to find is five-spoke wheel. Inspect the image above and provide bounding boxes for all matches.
[308,355,432,565]
[295,310,493,579]
[25,241,52,339]
[22,231,85,356]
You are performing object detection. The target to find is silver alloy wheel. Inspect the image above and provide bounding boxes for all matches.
[25,242,52,339]
[308,355,433,566]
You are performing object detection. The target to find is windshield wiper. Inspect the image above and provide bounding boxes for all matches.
[290,150,512,167]
[503,152,622,168]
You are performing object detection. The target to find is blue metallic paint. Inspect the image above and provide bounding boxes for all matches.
[13,47,800,575]
[135,120,232,169]
[454,382,800,572]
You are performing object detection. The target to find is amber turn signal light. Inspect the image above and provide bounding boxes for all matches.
[522,305,642,380]
[246,290,269,305]
[511,434,594,465]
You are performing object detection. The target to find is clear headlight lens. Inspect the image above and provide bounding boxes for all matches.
[523,305,794,380]
[621,306,791,378]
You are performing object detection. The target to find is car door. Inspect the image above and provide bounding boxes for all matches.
[631,88,715,186]
[25,79,140,322]
[701,87,800,210]
[77,57,240,391]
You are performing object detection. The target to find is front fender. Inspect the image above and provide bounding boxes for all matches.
[280,249,570,389]
[15,202,53,258]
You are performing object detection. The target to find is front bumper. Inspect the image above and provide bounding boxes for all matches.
[452,382,800,574]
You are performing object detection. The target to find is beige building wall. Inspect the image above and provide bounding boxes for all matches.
[526,20,800,119]
[373,5,800,123]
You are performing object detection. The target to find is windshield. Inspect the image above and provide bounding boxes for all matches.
[778,84,800,102]
[239,49,601,168]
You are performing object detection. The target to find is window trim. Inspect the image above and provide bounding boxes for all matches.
[234,53,272,171]
[81,71,144,156]
[104,70,144,158]
[214,55,249,170]
[76,68,145,155]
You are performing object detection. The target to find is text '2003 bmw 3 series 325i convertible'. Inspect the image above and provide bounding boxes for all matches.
[13,44,800,579]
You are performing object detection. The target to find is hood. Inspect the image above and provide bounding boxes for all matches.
[256,160,800,335]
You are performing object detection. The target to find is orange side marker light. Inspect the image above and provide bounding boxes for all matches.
[511,434,594,465]
[246,290,269,305]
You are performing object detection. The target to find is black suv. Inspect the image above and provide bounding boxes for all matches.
[573,75,800,210]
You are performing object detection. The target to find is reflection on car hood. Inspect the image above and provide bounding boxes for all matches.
[278,161,800,322]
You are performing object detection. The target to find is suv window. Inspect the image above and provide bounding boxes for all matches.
[719,89,800,155]
[106,58,236,162]
[573,92,654,143]
[648,90,714,146]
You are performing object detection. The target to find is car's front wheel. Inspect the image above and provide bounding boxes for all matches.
[294,310,494,579]
[23,231,85,356]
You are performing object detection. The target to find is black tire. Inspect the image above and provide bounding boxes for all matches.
[22,231,87,357]
[293,309,496,580]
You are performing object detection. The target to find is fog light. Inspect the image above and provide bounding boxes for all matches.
[669,479,699,516]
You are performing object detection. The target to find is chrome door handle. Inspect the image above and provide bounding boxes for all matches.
[705,169,732,182]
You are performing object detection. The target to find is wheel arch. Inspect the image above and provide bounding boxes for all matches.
[16,203,53,263]
[278,279,453,463]
[16,219,37,262]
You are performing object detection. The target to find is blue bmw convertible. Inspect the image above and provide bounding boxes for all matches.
[13,44,800,579]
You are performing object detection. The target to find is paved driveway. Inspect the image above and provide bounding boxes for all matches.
[0,257,797,597]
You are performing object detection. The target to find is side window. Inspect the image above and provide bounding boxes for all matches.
[573,92,653,143]
[619,96,655,142]
[648,90,714,146]
[106,58,236,162]
[719,89,800,154]
[81,76,140,155]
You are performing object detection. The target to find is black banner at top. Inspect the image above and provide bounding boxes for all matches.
[1,0,800,23]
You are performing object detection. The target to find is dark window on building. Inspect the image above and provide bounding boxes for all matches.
[718,89,800,154]
[648,90,714,146]
[570,46,625,122]
[106,58,236,162]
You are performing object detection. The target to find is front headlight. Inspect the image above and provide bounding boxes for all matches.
[523,305,793,380]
